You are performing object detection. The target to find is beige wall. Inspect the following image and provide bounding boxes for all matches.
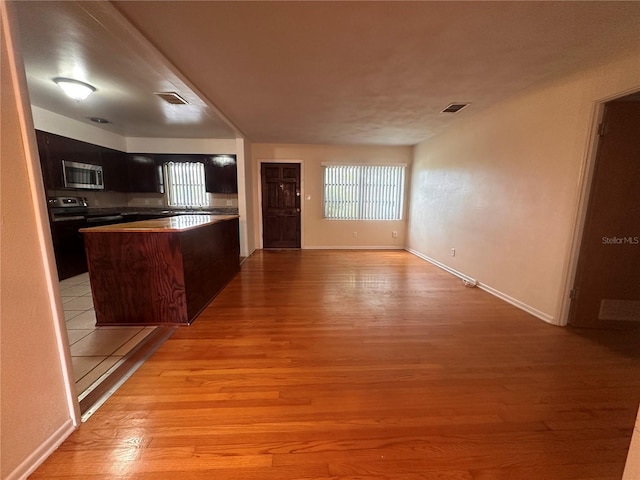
[623,406,640,480]
[237,138,256,256]
[252,143,412,249]
[408,52,640,325]
[1,3,78,478]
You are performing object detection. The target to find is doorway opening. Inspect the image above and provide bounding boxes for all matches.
[567,91,640,329]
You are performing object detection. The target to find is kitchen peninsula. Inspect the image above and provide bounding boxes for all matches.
[81,215,239,326]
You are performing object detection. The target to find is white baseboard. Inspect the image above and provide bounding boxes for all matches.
[303,245,404,250]
[406,248,556,325]
[6,418,75,480]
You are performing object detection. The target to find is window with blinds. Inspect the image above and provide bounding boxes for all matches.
[163,162,207,207]
[323,165,405,220]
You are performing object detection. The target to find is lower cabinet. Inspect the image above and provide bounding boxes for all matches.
[50,214,174,280]
[83,217,240,326]
[50,219,88,280]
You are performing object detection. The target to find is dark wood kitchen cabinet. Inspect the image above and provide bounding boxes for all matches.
[50,219,88,280]
[36,130,102,190]
[35,130,235,195]
[82,215,240,325]
[205,155,237,193]
[127,154,163,193]
[36,130,69,190]
[101,148,128,192]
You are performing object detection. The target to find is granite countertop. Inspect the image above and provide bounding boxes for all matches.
[85,206,239,216]
[80,214,239,233]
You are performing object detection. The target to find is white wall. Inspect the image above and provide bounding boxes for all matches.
[32,105,127,151]
[251,143,412,249]
[407,52,640,325]
[125,136,236,154]
[1,4,79,478]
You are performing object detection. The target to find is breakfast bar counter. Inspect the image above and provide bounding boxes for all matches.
[81,215,240,326]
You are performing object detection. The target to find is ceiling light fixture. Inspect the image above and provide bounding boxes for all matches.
[88,117,110,124]
[53,77,96,101]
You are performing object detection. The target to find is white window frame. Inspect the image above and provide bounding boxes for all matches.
[323,164,405,220]
[163,161,208,207]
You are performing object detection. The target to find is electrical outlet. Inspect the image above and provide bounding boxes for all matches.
[392,231,398,238]
[226,199,233,206]
[451,248,456,257]
[353,231,358,238]
[144,199,149,205]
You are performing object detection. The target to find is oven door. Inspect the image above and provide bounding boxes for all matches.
[62,160,104,190]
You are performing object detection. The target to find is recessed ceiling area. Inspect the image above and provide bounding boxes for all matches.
[14,1,640,146]
[14,1,239,139]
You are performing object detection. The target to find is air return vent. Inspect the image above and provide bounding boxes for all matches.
[441,103,469,113]
[154,91,189,105]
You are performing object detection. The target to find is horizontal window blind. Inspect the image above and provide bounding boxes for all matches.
[324,165,405,220]
[164,162,207,207]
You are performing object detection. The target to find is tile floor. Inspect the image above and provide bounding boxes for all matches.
[59,272,156,396]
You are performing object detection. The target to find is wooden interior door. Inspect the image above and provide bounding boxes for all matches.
[261,163,301,248]
[568,99,640,328]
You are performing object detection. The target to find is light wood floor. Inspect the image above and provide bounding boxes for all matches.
[31,250,640,479]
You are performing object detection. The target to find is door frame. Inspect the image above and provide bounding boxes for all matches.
[559,86,640,326]
[257,159,305,249]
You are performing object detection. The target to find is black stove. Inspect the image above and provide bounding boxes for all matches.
[48,196,126,224]
[48,196,89,221]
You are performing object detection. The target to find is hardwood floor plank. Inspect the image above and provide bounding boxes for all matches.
[30,250,640,479]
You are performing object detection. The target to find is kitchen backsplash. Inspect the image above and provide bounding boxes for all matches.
[126,194,166,207]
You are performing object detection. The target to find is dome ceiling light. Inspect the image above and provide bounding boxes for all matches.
[53,77,96,101]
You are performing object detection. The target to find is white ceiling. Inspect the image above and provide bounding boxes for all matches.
[14,1,640,146]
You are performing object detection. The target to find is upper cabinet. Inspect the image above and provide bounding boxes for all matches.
[36,130,96,190]
[101,148,128,192]
[153,153,238,194]
[35,130,235,195]
[127,154,164,194]
[205,155,238,194]
[36,130,130,192]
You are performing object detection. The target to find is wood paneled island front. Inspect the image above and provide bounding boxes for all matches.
[81,215,239,326]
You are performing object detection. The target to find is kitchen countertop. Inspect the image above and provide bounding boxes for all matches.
[86,206,238,216]
[51,206,238,222]
[80,214,239,233]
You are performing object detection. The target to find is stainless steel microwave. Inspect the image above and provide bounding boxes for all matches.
[62,160,104,190]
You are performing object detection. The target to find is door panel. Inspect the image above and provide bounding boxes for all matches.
[569,100,640,328]
[261,163,301,248]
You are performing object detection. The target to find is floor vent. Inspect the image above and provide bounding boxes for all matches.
[599,299,640,322]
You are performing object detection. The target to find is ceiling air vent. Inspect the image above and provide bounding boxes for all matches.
[154,91,189,105]
[441,103,469,113]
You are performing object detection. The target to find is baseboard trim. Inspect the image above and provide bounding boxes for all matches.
[477,282,556,325]
[303,246,405,250]
[6,418,75,480]
[406,248,556,325]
